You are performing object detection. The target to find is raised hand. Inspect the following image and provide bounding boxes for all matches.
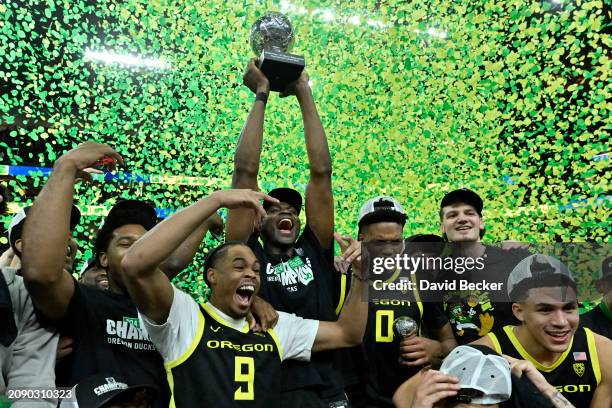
[212,189,278,218]
[248,296,279,332]
[334,233,363,279]
[56,141,124,180]
[409,369,460,408]
[279,70,310,98]
[243,58,270,94]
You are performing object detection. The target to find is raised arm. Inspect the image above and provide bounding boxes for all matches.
[312,235,367,351]
[121,190,277,324]
[21,142,123,319]
[160,213,224,280]
[226,60,269,242]
[288,73,333,248]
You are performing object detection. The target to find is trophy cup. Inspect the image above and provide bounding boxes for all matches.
[249,11,306,92]
[394,316,418,364]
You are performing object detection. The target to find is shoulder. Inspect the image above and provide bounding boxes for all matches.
[3,270,33,324]
[593,331,612,361]
[470,333,496,350]
[297,225,333,262]
[297,225,320,249]
[275,311,301,333]
[73,281,118,307]
[1,266,17,282]
[274,310,319,339]
[588,331,612,383]
[170,284,199,314]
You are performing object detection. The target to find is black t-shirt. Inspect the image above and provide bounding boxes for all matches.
[247,225,345,397]
[439,246,530,344]
[52,282,169,407]
[581,302,612,339]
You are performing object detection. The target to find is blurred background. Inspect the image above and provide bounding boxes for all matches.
[0,0,609,300]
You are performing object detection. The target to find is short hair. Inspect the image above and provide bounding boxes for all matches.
[202,241,246,287]
[0,184,8,215]
[9,222,24,257]
[510,273,577,302]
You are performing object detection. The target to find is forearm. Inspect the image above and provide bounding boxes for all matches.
[336,277,368,345]
[545,389,575,408]
[297,87,331,176]
[123,195,222,278]
[440,338,456,357]
[233,97,267,185]
[22,162,76,285]
[160,221,209,279]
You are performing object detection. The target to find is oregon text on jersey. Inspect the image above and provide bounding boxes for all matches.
[206,340,275,353]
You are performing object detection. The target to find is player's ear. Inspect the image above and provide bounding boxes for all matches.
[14,239,23,254]
[208,268,217,286]
[512,302,524,322]
[99,252,108,268]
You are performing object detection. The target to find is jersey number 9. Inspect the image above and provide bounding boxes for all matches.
[234,356,255,400]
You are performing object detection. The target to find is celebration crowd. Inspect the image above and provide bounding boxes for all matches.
[1,61,611,408]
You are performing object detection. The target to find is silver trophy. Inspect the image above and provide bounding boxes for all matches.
[249,11,305,92]
[394,316,418,364]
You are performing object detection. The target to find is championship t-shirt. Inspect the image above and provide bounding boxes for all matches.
[439,246,530,344]
[51,281,169,407]
[247,225,345,396]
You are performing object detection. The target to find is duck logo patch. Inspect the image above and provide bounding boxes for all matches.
[573,363,585,377]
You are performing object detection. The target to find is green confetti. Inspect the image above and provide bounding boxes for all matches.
[0,0,609,300]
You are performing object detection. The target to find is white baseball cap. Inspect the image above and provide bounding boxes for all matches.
[358,196,406,229]
[440,345,512,405]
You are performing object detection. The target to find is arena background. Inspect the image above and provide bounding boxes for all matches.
[0,0,609,302]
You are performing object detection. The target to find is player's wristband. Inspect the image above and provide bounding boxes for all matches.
[352,272,367,282]
[255,92,268,105]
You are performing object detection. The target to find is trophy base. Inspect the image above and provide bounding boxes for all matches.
[258,50,305,92]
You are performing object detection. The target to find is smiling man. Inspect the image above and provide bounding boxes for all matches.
[437,188,530,344]
[226,60,346,406]
[78,257,109,291]
[120,188,369,407]
[472,254,612,407]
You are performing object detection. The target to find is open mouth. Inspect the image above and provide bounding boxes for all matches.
[456,225,472,231]
[96,275,109,287]
[277,218,294,235]
[235,284,255,307]
[545,330,571,344]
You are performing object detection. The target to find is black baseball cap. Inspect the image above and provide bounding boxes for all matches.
[8,204,81,251]
[440,188,483,216]
[263,187,302,214]
[59,373,158,408]
[94,200,157,255]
